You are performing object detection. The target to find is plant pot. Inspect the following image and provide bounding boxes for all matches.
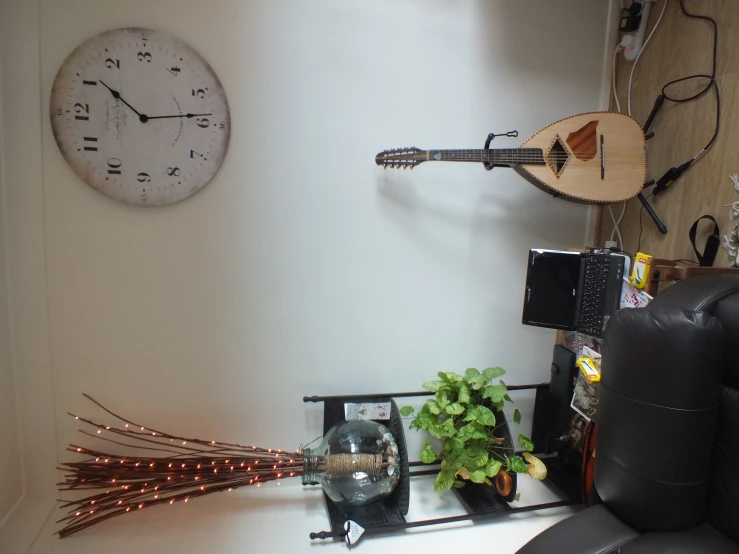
[494,471,514,497]
[453,406,518,512]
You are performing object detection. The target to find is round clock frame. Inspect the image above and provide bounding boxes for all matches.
[49,27,231,206]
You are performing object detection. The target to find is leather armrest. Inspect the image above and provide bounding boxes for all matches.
[515,505,638,554]
[649,274,739,313]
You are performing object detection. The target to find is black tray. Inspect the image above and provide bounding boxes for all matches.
[320,395,409,535]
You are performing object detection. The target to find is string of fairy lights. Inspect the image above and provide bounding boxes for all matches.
[57,394,303,538]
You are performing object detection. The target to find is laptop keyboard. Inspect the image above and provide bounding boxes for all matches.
[579,256,611,336]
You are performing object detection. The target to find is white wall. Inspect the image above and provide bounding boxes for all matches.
[0,0,609,552]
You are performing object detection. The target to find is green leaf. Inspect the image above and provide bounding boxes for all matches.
[493,400,505,412]
[507,455,527,474]
[422,380,447,392]
[464,368,481,382]
[453,480,466,489]
[434,469,456,492]
[441,418,458,438]
[462,406,479,423]
[399,406,414,417]
[504,394,513,403]
[420,445,437,464]
[462,457,479,472]
[482,367,506,381]
[426,399,441,415]
[485,460,503,478]
[445,402,465,415]
[513,409,522,424]
[518,434,534,452]
[436,389,450,410]
[457,383,471,404]
[438,371,462,384]
[457,423,477,441]
[482,383,508,403]
[467,438,488,452]
[430,418,457,439]
[475,405,496,427]
[469,469,486,484]
[475,452,489,468]
[468,374,488,390]
[443,437,464,458]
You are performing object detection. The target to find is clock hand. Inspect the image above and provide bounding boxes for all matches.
[99,80,149,122]
[146,113,213,120]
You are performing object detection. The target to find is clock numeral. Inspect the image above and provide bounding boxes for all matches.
[141,33,148,42]
[190,150,204,160]
[74,102,90,121]
[191,88,205,98]
[166,66,181,76]
[82,80,97,86]
[105,58,120,69]
[137,52,152,63]
[140,192,148,203]
[83,136,98,151]
[107,157,122,174]
[196,117,210,129]
[137,172,151,183]
[219,122,226,131]
[56,106,63,117]
[166,167,181,177]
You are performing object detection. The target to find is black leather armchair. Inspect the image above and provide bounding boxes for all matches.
[516,275,739,554]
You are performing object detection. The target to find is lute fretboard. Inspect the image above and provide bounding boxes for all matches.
[425,149,545,165]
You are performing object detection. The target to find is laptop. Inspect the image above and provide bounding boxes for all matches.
[521,249,625,337]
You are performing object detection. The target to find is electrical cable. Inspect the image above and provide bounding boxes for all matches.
[609,44,625,248]
[609,0,667,250]
[609,202,626,249]
[612,45,622,114]
[662,0,719,163]
[633,0,719,251]
[651,0,720,195]
[627,0,669,116]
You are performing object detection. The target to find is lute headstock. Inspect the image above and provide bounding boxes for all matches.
[375,147,425,169]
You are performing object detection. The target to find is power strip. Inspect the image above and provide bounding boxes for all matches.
[621,0,652,61]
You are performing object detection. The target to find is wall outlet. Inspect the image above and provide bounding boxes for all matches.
[605,240,618,250]
[622,0,651,61]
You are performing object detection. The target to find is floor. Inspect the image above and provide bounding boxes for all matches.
[596,0,739,267]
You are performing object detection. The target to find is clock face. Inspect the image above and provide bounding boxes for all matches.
[50,28,231,206]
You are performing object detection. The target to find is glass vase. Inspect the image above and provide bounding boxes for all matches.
[302,419,400,506]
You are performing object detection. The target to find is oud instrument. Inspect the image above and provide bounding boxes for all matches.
[375,112,647,204]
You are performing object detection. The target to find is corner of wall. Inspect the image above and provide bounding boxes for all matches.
[0,0,58,512]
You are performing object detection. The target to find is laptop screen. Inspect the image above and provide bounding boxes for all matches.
[522,250,581,329]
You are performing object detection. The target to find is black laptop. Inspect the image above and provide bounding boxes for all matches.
[521,249,625,337]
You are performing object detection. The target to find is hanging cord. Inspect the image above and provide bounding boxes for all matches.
[609,0,667,249]
[651,0,720,193]
[661,0,719,162]
[636,0,719,250]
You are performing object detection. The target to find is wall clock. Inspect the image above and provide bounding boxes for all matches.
[50,27,231,206]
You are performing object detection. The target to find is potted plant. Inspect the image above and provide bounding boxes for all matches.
[400,367,546,495]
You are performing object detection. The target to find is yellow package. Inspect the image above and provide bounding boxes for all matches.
[577,357,600,383]
[629,252,653,289]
